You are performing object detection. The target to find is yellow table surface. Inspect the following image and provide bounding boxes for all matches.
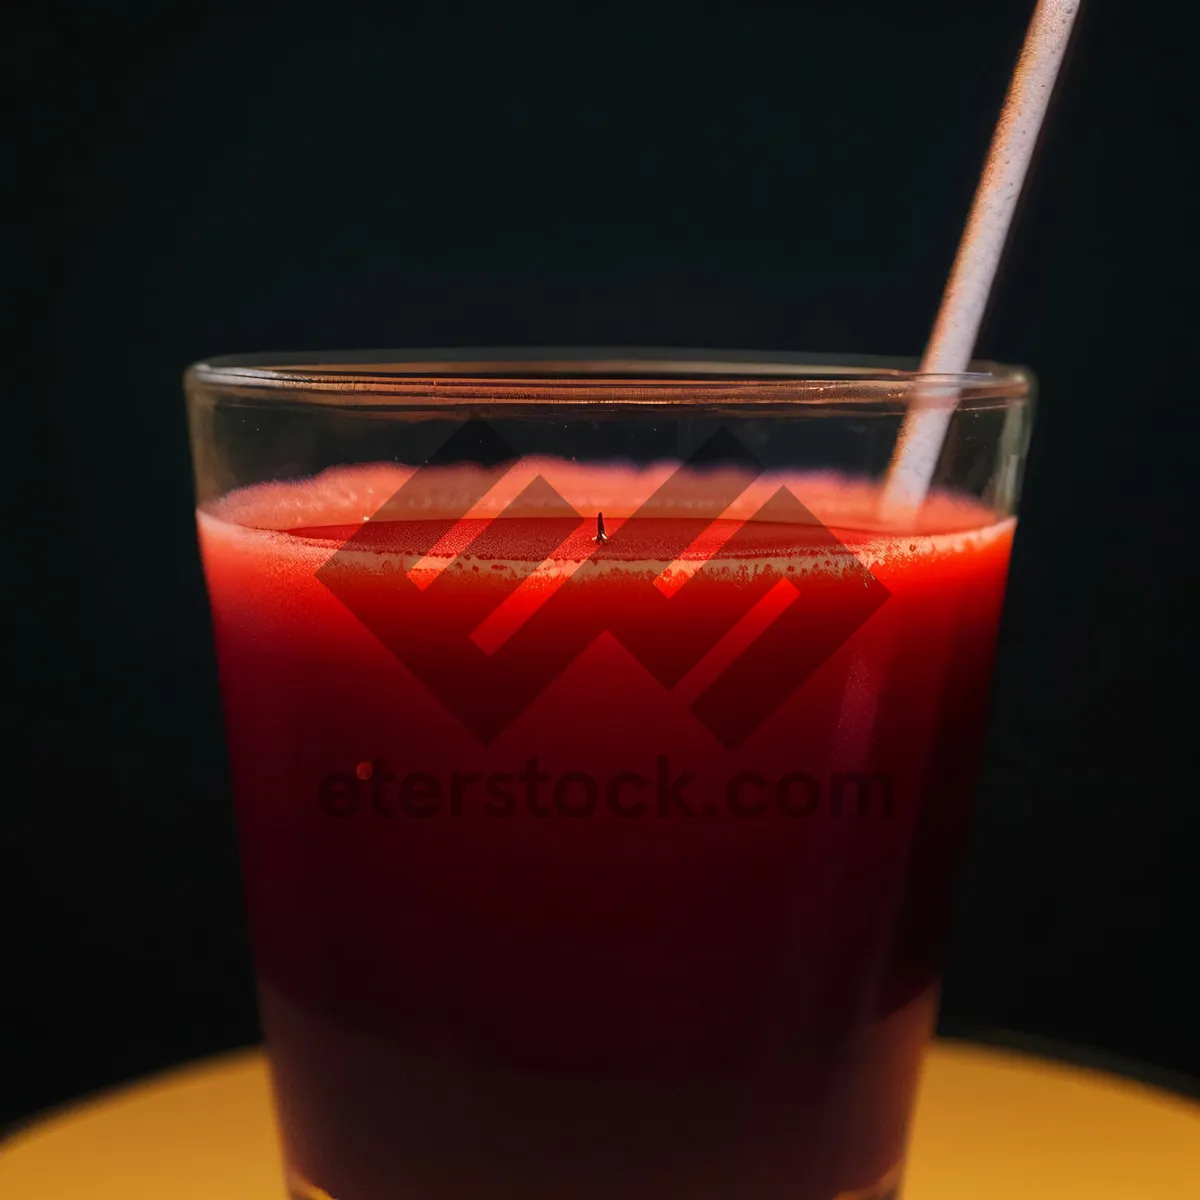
[3,1041,1199,1198]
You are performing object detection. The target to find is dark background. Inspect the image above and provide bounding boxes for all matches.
[8,0,1199,1129]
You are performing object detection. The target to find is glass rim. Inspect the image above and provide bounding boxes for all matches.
[186,348,1032,411]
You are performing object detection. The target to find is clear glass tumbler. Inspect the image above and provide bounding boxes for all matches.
[186,350,1031,1200]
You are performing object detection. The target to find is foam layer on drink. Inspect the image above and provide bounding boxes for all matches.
[207,460,1005,532]
[199,462,1014,600]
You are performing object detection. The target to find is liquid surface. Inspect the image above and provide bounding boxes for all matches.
[199,463,1014,1200]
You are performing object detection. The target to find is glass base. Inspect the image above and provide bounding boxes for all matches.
[289,1165,903,1200]
[289,1172,335,1200]
[835,1163,902,1199]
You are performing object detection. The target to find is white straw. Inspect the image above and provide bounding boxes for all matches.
[881,0,1080,514]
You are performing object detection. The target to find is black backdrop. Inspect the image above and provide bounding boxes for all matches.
[9,0,1200,1128]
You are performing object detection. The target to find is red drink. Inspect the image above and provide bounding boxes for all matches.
[198,459,1013,1200]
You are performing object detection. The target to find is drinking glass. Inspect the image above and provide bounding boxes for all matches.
[186,350,1031,1200]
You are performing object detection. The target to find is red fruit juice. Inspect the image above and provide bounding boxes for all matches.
[197,461,1014,1200]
